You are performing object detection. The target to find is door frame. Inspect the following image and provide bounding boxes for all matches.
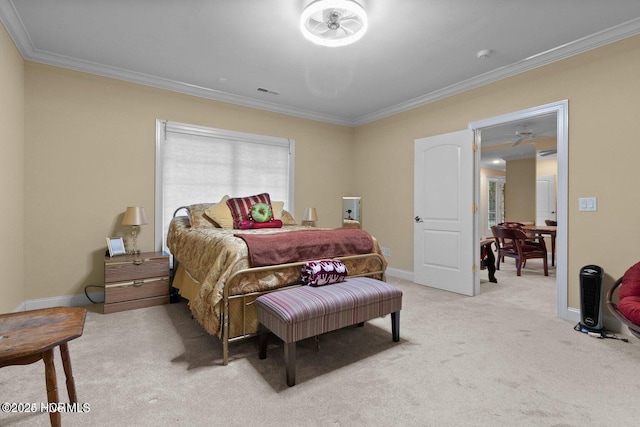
[469,100,569,320]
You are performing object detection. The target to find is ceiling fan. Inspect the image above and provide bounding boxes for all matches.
[512,126,535,146]
[300,0,368,47]
[538,149,557,157]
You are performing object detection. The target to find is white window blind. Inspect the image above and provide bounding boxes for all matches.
[155,120,295,254]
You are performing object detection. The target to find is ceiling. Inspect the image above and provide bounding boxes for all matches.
[2,1,640,127]
[479,114,558,171]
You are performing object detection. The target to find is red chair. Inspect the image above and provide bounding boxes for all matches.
[606,269,640,339]
[491,226,548,276]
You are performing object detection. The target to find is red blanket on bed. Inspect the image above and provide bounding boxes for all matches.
[235,228,375,267]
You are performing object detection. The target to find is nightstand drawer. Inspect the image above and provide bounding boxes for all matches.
[103,295,169,314]
[104,253,169,283]
[104,277,170,304]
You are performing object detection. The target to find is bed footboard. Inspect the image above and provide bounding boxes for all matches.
[221,252,386,365]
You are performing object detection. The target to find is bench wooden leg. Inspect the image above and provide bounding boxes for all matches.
[258,325,268,360]
[284,342,296,387]
[391,311,400,342]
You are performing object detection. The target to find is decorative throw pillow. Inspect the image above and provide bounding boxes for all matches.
[188,203,216,228]
[280,209,296,225]
[301,260,348,287]
[271,201,285,220]
[250,203,273,223]
[235,219,283,230]
[226,193,272,228]
[204,195,233,228]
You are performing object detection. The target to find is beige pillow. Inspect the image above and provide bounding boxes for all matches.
[281,209,296,225]
[205,195,233,228]
[271,201,284,220]
[188,203,216,228]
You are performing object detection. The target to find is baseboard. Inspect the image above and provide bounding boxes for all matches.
[566,306,581,323]
[383,270,631,335]
[15,291,104,312]
[385,267,413,281]
[13,301,26,312]
[567,305,629,334]
[19,280,628,335]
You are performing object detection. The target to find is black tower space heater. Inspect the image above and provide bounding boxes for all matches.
[579,265,604,332]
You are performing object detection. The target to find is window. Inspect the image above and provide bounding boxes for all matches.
[155,120,295,253]
[487,176,505,234]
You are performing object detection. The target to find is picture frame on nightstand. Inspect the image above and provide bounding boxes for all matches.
[106,237,126,257]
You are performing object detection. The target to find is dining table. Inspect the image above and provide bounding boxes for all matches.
[523,225,557,266]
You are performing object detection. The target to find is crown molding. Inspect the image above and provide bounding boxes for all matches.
[2,1,639,128]
[353,17,640,126]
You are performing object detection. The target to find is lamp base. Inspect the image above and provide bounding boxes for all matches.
[130,226,140,255]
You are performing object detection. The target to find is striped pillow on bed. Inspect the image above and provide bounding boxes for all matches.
[226,193,271,229]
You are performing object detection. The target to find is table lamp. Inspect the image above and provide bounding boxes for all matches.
[302,207,318,227]
[122,206,147,255]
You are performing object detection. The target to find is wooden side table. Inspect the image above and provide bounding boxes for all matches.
[0,307,86,427]
[104,251,170,314]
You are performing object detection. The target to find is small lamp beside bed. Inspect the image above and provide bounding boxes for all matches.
[302,207,318,227]
[122,206,147,255]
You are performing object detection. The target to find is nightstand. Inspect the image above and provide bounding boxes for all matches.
[103,251,170,314]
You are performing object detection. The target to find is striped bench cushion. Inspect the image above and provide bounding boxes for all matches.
[256,277,402,343]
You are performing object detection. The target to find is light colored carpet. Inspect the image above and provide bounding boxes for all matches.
[2,259,639,426]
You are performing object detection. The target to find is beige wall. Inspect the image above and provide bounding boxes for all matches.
[24,63,354,302]
[354,34,640,308]
[8,25,640,312]
[505,158,536,223]
[537,157,558,187]
[0,24,25,312]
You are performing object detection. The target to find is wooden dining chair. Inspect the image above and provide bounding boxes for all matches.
[491,226,548,276]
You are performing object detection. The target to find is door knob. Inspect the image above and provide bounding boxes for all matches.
[415,216,423,223]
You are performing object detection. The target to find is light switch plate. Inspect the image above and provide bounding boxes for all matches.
[578,197,597,212]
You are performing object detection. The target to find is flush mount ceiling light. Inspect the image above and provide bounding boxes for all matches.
[300,0,368,47]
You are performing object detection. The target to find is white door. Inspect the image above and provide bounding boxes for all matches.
[414,130,476,296]
[536,174,556,226]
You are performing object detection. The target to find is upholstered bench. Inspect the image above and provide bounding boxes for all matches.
[256,277,402,386]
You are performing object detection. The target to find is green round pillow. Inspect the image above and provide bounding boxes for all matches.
[250,203,273,223]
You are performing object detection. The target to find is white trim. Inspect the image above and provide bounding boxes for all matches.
[385,267,413,282]
[15,291,104,312]
[567,306,581,324]
[1,1,638,127]
[469,100,569,320]
[567,307,630,336]
[354,18,640,125]
[154,120,165,252]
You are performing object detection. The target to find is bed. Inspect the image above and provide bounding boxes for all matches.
[166,200,387,364]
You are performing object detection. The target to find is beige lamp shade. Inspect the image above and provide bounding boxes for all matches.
[122,206,148,226]
[302,207,318,222]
